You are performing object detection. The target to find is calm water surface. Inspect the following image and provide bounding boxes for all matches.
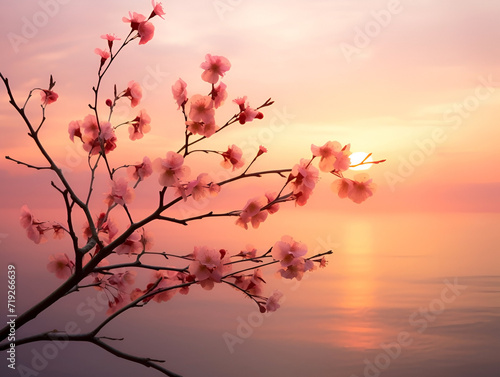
[1,211,498,376]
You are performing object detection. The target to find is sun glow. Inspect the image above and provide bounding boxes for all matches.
[349,152,373,171]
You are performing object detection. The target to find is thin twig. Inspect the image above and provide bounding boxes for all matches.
[5,156,51,170]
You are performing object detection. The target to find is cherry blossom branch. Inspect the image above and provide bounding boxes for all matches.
[51,181,80,265]
[143,251,193,262]
[222,279,263,306]
[226,248,273,265]
[91,337,182,377]
[35,105,47,133]
[223,249,333,279]
[80,167,296,266]
[217,168,291,187]
[0,73,100,242]
[66,281,104,294]
[184,149,221,155]
[93,262,186,274]
[89,30,135,179]
[176,114,238,155]
[177,98,274,155]
[85,154,101,206]
[90,278,170,336]
[158,210,240,226]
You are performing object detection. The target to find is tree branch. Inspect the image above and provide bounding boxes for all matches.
[5,156,51,170]
[0,332,182,377]
[92,337,182,377]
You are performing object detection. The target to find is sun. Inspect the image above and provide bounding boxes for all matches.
[349,152,373,171]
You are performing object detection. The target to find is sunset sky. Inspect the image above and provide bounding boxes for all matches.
[1,0,499,215]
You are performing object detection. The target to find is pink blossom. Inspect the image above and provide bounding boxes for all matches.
[138,21,155,45]
[81,114,100,140]
[238,106,263,125]
[213,82,227,109]
[101,33,121,41]
[130,288,144,301]
[99,217,119,245]
[200,54,231,84]
[26,224,47,244]
[105,271,136,315]
[127,156,153,181]
[19,205,47,244]
[40,90,58,105]
[264,192,280,214]
[318,257,328,268]
[123,81,142,108]
[122,12,146,30]
[129,109,151,140]
[233,96,247,112]
[94,48,110,67]
[108,271,137,290]
[146,270,185,303]
[221,144,244,170]
[188,247,232,290]
[106,293,129,315]
[278,258,314,281]
[83,213,119,245]
[186,173,220,201]
[311,141,339,172]
[233,96,263,124]
[80,118,117,156]
[208,181,221,196]
[19,205,34,229]
[331,177,352,199]
[257,145,267,157]
[266,290,284,312]
[290,159,319,206]
[334,144,351,172]
[151,276,179,303]
[311,141,351,173]
[271,235,308,267]
[172,78,188,109]
[188,94,215,124]
[236,196,268,230]
[349,174,376,203]
[189,247,220,281]
[236,244,257,259]
[115,231,142,256]
[153,151,190,187]
[332,173,376,204]
[99,122,118,154]
[85,257,110,286]
[105,177,135,207]
[47,253,74,279]
[68,120,83,142]
[234,268,265,296]
[101,33,121,49]
[52,224,65,240]
[82,120,116,155]
[248,269,265,295]
[150,1,166,19]
[186,120,218,138]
